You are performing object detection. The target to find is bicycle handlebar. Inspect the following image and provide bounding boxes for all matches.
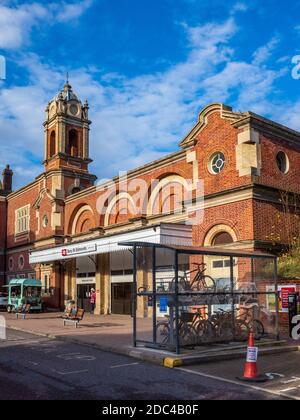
[192,262,207,268]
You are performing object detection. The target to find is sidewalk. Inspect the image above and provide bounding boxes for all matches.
[1,311,136,350]
[1,311,299,368]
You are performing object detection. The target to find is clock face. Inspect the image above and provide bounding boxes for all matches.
[69,104,79,116]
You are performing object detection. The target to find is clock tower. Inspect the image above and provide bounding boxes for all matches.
[44,81,92,174]
[42,81,96,198]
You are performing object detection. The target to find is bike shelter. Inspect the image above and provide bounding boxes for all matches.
[120,242,279,355]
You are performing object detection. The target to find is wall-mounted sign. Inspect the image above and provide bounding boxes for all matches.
[61,243,97,258]
[280,285,297,313]
[266,285,297,313]
[76,277,96,285]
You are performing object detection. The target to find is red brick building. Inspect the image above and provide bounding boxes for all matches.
[1,83,299,314]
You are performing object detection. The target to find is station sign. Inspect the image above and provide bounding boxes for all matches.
[61,243,97,258]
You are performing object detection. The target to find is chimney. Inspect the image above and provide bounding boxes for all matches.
[2,165,13,193]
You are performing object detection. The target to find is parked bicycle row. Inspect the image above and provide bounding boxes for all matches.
[155,306,267,347]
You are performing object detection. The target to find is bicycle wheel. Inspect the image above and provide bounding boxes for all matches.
[197,276,216,293]
[251,320,265,340]
[179,324,197,347]
[235,320,250,341]
[170,276,188,292]
[156,321,170,345]
[194,320,214,343]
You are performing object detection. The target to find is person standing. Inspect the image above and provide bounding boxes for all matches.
[90,288,96,314]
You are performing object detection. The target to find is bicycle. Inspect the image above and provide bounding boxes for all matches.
[237,306,265,340]
[156,312,199,347]
[170,263,216,293]
[193,308,249,342]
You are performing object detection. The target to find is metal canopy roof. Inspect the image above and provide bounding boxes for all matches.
[118,241,276,259]
[5,279,42,287]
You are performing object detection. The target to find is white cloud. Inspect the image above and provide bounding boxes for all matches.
[231,2,249,14]
[54,0,94,22]
[0,3,46,49]
[0,1,93,50]
[252,36,280,66]
[0,15,289,188]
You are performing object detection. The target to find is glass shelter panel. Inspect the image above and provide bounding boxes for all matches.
[127,243,279,354]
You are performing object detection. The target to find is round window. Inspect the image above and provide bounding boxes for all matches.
[18,255,24,270]
[42,215,49,228]
[8,257,13,272]
[210,152,226,174]
[276,151,289,174]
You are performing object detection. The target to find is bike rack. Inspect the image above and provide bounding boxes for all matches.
[119,241,280,355]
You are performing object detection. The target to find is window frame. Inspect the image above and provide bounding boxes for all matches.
[276,151,289,174]
[209,152,226,175]
[15,205,30,235]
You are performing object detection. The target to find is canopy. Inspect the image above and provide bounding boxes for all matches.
[29,223,193,264]
[6,279,42,288]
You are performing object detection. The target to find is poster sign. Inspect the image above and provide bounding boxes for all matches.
[247,347,258,363]
[266,285,297,313]
[280,286,297,313]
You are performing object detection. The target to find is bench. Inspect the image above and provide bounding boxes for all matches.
[15,304,31,319]
[63,308,85,328]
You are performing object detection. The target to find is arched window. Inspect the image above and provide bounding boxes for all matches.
[49,131,56,158]
[68,129,78,157]
[212,232,233,246]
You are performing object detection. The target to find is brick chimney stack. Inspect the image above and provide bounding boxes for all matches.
[2,165,13,194]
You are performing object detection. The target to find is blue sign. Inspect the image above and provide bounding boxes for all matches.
[159,297,168,313]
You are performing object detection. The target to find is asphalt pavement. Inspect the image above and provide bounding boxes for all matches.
[0,329,283,400]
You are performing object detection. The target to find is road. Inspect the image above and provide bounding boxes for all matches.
[180,350,300,400]
[0,329,284,400]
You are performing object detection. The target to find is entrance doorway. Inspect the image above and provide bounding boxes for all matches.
[77,284,94,312]
[111,283,132,315]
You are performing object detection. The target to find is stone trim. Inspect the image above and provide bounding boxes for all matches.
[179,103,246,149]
[233,113,300,147]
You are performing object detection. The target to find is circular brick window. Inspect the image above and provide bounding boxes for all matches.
[18,255,25,270]
[8,257,13,272]
[276,151,289,174]
[42,215,49,228]
[210,152,226,174]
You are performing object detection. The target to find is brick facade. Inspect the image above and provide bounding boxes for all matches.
[1,90,300,311]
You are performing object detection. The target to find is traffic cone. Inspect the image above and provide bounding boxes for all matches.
[238,332,268,383]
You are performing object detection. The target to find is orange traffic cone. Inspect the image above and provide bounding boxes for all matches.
[238,332,268,383]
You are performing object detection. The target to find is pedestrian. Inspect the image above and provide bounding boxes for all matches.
[90,288,96,314]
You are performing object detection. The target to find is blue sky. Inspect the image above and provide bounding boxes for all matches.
[1,0,300,188]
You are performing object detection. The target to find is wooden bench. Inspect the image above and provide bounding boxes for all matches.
[16,304,31,319]
[63,308,85,328]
